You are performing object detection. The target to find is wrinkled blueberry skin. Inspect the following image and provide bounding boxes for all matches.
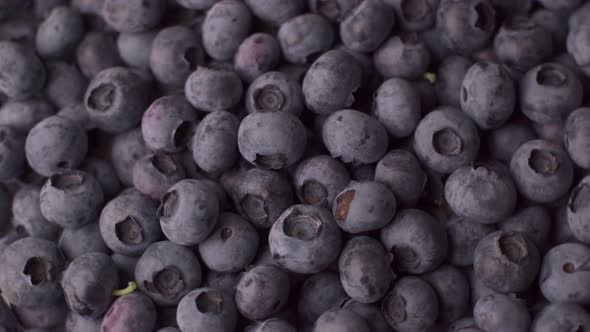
[473,293,531,332]
[61,252,118,318]
[177,287,238,332]
[269,204,342,274]
[100,292,157,332]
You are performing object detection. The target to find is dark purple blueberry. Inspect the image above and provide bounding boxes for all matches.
[339,0,395,52]
[43,62,88,109]
[413,107,480,175]
[25,115,88,177]
[373,32,431,79]
[177,288,238,332]
[0,237,65,307]
[157,179,219,246]
[531,303,590,332]
[247,318,297,332]
[341,299,391,332]
[293,154,351,208]
[380,209,448,274]
[302,50,362,115]
[373,77,421,138]
[84,67,154,133]
[297,271,348,324]
[132,153,187,201]
[100,293,157,332]
[150,25,205,88]
[62,252,118,317]
[76,32,124,79]
[333,181,396,233]
[35,6,84,60]
[269,204,342,273]
[202,0,252,61]
[435,55,473,108]
[460,62,516,129]
[445,215,495,267]
[234,33,281,83]
[474,230,540,293]
[422,264,470,323]
[532,9,568,51]
[308,0,362,22]
[110,128,150,187]
[520,63,583,124]
[57,103,92,130]
[339,236,394,303]
[375,149,426,207]
[448,317,483,332]
[235,264,290,320]
[0,41,45,100]
[99,188,162,256]
[204,270,240,296]
[40,170,104,229]
[245,0,304,25]
[564,107,590,169]
[66,312,101,332]
[539,0,583,12]
[539,243,590,304]
[313,308,371,332]
[278,14,334,64]
[102,0,165,33]
[499,206,551,251]
[81,157,122,199]
[0,99,55,133]
[510,139,573,203]
[568,175,590,244]
[13,297,68,329]
[135,241,202,306]
[387,0,438,32]
[198,212,259,272]
[245,71,304,116]
[191,110,239,174]
[184,67,243,113]
[117,31,156,70]
[567,19,590,77]
[0,125,25,181]
[487,118,536,164]
[58,221,109,261]
[381,276,438,331]
[12,185,60,241]
[473,294,531,332]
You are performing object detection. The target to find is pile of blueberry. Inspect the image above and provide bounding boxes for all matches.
[0,0,589,331]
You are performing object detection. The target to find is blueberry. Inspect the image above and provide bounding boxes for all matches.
[58,221,109,260]
[175,0,218,10]
[460,62,516,129]
[135,241,203,306]
[278,14,334,64]
[380,209,448,274]
[0,99,55,133]
[76,32,124,79]
[539,242,590,304]
[177,288,238,332]
[520,63,583,124]
[333,181,396,233]
[0,237,65,307]
[448,317,483,332]
[221,168,294,228]
[554,205,577,245]
[84,67,154,133]
[247,318,297,332]
[245,0,304,25]
[234,33,281,83]
[474,230,540,293]
[150,25,205,88]
[157,179,219,246]
[57,103,92,130]
[99,188,162,256]
[499,206,551,251]
[191,111,239,174]
[373,77,422,138]
[293,154,350,208]
[312,308,370,332]
[13,297,68,329]
[238,111,307,170]
[339,0,395,53]
[567,19,590,77]
[110,128,150,187]
[374,149,426,207]
[184,67,243,113]
[235,264,290,320]
[202,0,252,61]
[510,139,573,203]
[40,169,104,229]
[531,10,568,51]
[373,32,431,79]
[81,157,122,199]
[102,0,165,33]
[245,71,304,116]
[0,125,25,181]
[43,61,88,109]
[422,264,470,323]
[25,115,88,177]
[302,50,362,115]
[12,185,60,241]
[532,303,590,332]
[473,294,531,332]
[381,276,438,331]
[65,312,101,332]
[0,41,45,100]
[62,252,118,317]
[493,17,553,73]
[204,270,240,296]
[308,0,362,22]
[568,175,590,244]
[198,212,260,272]
[133,154,186,200]
[100,293,157,332]
[444,162,517,223]
[339,236,394,303]
[117,31,156,70]
[435,0,496,55]
[435,55,473,108]
[35,6,84,60]
[341,299,391,332]
[487,118,536,164]
[297,271,348,324]
[322,109,388,165]
[539,0,584,13]
[269,204,342,273]
[467,268,499,306]
[387,0,439,32]
[564,107,590,169]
